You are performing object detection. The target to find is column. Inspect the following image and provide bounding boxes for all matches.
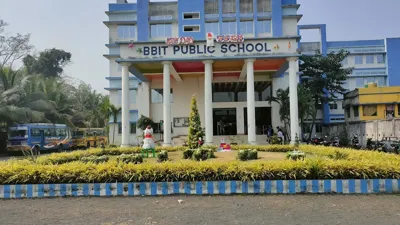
[203,60,214,145]
[121,62,130,147]
[162,61,172,146]
[246,59,257,145]
[288,57,299,144]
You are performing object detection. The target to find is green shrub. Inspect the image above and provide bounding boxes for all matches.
[192,149,215,161]
[286,151,305,161]
[80,155,109,164]
[157,151,169,162]
[328,150,349,160]
[183,149,194,159]
[117,154,143,164]
[238,149,258,161]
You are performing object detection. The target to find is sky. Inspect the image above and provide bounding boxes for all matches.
[0,0,399,93]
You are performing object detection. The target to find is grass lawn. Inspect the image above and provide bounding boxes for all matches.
[139,150,287,163]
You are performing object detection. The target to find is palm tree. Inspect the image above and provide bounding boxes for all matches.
[297,85,315,140]
[108,104,121,145]
[268,88,290,140]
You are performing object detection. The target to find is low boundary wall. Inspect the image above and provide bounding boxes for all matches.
[1,179,399,199]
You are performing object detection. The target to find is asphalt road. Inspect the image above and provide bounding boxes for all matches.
[1,195,400,225]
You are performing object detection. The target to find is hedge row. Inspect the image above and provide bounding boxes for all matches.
[1,158,400,184]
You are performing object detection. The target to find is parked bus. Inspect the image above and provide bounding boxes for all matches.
[7,123,72,153]
[70,128,108,149]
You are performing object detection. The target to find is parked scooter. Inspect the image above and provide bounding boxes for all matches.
[311,135,325,145]
[330,136,340,147]
[351,135,362,149]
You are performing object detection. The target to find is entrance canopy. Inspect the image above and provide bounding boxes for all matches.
[115,36,301,82]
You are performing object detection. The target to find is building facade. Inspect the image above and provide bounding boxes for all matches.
[104,0,400,145]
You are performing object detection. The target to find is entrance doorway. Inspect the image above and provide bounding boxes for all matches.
[213,108,237,135]
[244,107,272,135]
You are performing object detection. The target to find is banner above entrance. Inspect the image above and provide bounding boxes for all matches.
[120,38,298,61]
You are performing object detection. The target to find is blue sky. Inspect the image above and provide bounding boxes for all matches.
[0,0,399,93]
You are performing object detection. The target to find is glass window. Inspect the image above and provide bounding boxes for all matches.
[205,22,219,35]
[346,107,351,118]
[118,124,122,134]
[205,0,219,15]
[356,78,365,88]
[150,24,172,38]
[130,90,137,104]
[377,77,386,86]
[342,57,348,65]
[257,20,271,34]
[377,54,385,63]
[398,104,400,116]
[222,0,236,14]
[56,128,66,137]
[315,123,322,133]
[221,21,237,34]
[117,26,136,39]
[366,55,374,64]
[240,21,253,34]
[329,103,338,110]
[363,105,377,116]
[240,0,253,13]
[353,106,359,117]
[386,105,395,119]
[130,123,136,134]
[31,128,40,137]
[151,89,173,103]
[355,55,363,64]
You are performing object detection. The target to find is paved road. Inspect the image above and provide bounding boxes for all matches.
[1,195,400,225]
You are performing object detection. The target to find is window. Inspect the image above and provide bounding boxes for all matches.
[356,78,365,88]
[130,123,136,134]
[257,20,271,34]
[151,89,173,103]
[118,124,122,134]
[257,0,272,14]
[315,123,322,133]
[398,104,400,116]
[346,107,351,118]
[117,26,136,39]
[342,57,348,65]
[183,12,200,19]
[205,22,219,35]
[31,128,40,137]
[366,55,375,64]
[377,54,385,64]
[183,25,200,32]
[240,21,253,34]
[56,128,66,137]
[363,105,377,117]
[353,106,359,117]
[377,77,386,86]
[240,0,253,14]
[150,24,172,38]
[221,21,236,34]
[355,55,363,64]
[205,0,219,15]
[386,105,395,119]
[329,103,338,110]
[222,0,236,14]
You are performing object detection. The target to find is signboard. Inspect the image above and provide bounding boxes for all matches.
[215,34,244,43]
[165,37,194,45]
[122,39,297,60]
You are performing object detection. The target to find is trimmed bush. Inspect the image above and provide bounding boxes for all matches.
[157,151,169,162]
[192,149,215,161]
[328,150,349,160]
[238,149,258,161]
[286,151,305,161]
[116,154,143,164]
[183,149,194,159]
[80,156,109,164]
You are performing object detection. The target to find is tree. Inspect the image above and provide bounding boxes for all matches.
[0,20,33,70]
[268,88,290,140]
[300,49,353,137]
[136,115,155,131]
[23,48,72,78]
[108,104,121,145]
[297,85,315,139]
[187,95,204,149]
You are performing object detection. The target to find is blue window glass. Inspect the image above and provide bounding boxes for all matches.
[356,78,364,87]
[366,55,374,64]
[117,26,136,39]
[221,21,237,34]
[239,21,253,34]
[151,89,173,103]
[150,24,172,38]
[377,54,385,63]
[355,55,363,64]
[257,20,271,34]
[205,22,219,35]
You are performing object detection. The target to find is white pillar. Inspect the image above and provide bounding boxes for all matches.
[121,62,130,147]
[203,60,214,145]
[162,61,172,146]
[288,57,299,144]
[246,59,257,145]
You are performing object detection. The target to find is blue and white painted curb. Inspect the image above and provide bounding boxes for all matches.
[0,179,399,199]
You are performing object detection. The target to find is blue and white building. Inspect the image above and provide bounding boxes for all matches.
[104,0,400,145]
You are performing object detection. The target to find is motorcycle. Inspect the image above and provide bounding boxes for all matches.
[311,136,325,145]
[351,135,362,149]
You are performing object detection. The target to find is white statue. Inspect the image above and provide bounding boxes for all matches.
[142,125,155,149]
